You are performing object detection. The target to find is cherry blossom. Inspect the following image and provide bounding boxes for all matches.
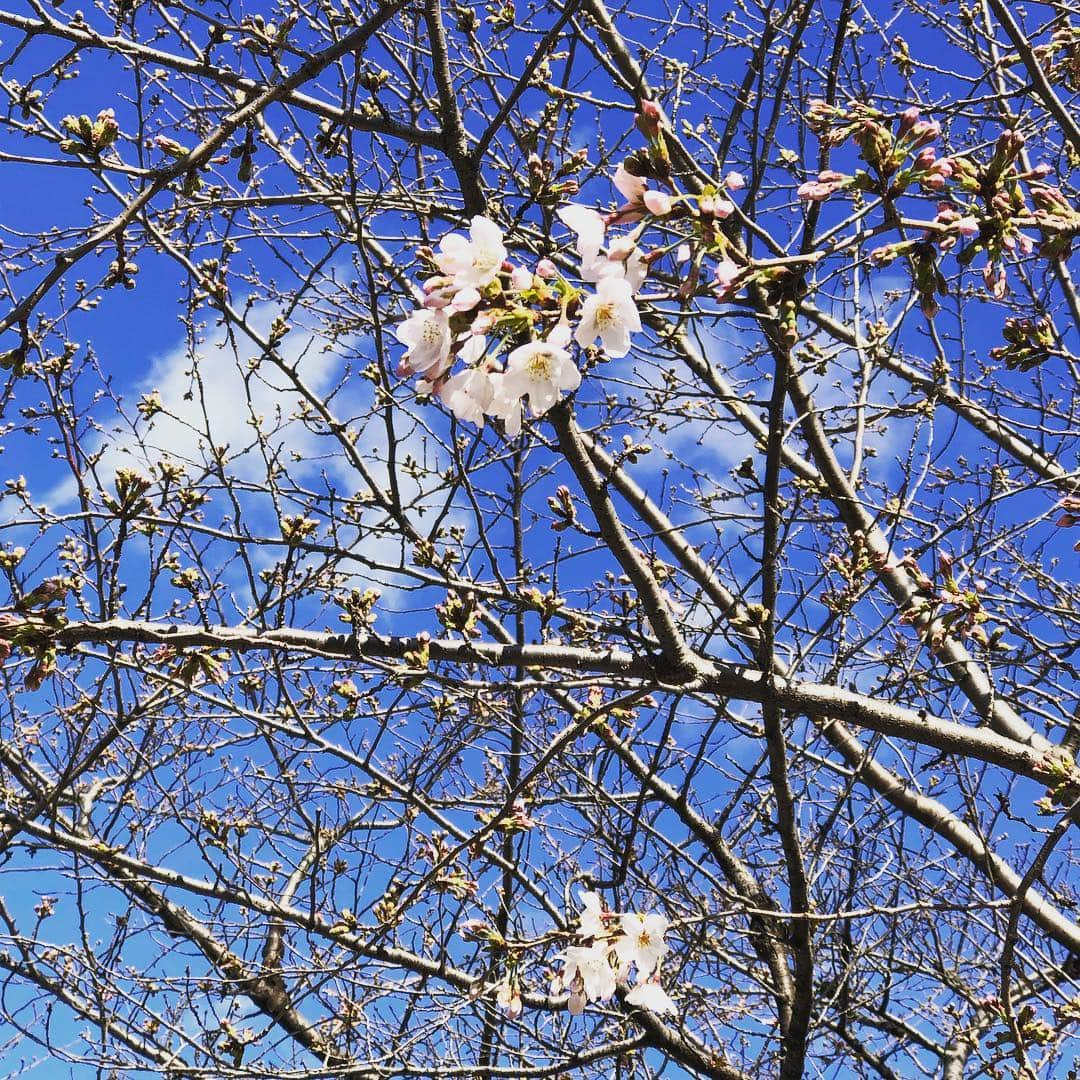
[575,276,641,357]
[439,366,495,426]
[724,171,746,191]
[578,891,607,940]
[699,193,735,219]
[613,162,648,203]
[435,215,508,288]
[396,307,452,374]
[502,339,581,416]
[797,169,846,202]
[643,189,672,216]
[486,373,524,437]
[589,234,648,293]
[556,943,617,1012]
[495,978,523,1020]
[557,203,606,266]
[509,265,532,290]
[449,286,482,313]
[613,911,669,979]
[714,256,742,298]
[625,977,677,1015]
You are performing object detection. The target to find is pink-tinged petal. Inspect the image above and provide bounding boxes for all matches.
[724,171,746,191]
[613,163,648,203]
[450,286,482,313]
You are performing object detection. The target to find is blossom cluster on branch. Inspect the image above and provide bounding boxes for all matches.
[476,890,677,1023]
[396,98,1078,417]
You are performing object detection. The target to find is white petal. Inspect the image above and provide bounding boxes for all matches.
[613,163,647,203]
[458,335,487,364]
[625,980,676,1015]
[557,204,605,260]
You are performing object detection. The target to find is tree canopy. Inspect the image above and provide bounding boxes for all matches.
[0,0,1078,1076]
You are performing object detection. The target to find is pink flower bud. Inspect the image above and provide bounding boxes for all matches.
[898,106,920,137]
[983,262,1007,298]
[714,256,741,297]
[914,147,937,170]
[911,119,941,148]
[797,181,829,201]
[713,197,735,219]
[450,286,482,313]
[643,189,673,215]
[509,265,532,290]
[954,216,979,236]
[536,258,557,279]
[636,100,662,141]
[724,171,746,191]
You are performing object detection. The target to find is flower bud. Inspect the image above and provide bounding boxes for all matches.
[635,99,663,140]
[643,189,672,215]
[897,106,920,138]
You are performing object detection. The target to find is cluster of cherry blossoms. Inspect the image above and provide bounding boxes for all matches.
[464,890,677,1023]
[552,891,676,1016]
[395,204,644,435]
[395,154,756,433]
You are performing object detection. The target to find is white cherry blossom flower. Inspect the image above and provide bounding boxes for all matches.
[625,977,677,1015]
[557,204,606,266]
[485,372,523,437]
[396,307,452,374]
[436,215,507,288]
[503,339,581,416]
[440,365,495,426]
[575,276,641,357]
[557,943,617,1008]
[584,234,648,293]
[578,891,607,939]
[457,334,488,364]
[495,978,523,1020]
[613,911,669,979]
[548,320,572,348]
